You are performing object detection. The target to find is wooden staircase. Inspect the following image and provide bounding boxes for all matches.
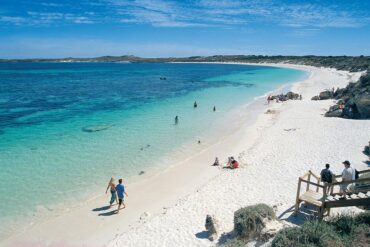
[294,169,370,220]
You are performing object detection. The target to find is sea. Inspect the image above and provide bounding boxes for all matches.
[0,62,306,239]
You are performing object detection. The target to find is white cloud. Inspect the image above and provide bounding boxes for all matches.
[0,0,369,28]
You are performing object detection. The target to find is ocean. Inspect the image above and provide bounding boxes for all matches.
[0,62,306,238]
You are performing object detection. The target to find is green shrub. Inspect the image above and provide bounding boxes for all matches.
[272,212,370,247]
[355,211,370,225]
[233,203,276,239]
[220,238,246,247]
[272,221,343,247]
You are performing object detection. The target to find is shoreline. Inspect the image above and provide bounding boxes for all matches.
[2,63,302,246]
[4,63,366,247]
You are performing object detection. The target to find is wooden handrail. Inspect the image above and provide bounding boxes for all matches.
[300,179,325,189]
[300,171,311,180]
[333,169,370,178]
[308,170,320,180]
[330,177,370,186]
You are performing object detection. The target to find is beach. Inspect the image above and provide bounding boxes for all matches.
[3,64,369,247]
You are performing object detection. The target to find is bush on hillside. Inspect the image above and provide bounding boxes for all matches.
[233,203,276,239]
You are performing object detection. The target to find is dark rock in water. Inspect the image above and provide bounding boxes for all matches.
[311,95,320,101]
[319,90,334,100]
[82,124,114,133]
[139,171,145,175]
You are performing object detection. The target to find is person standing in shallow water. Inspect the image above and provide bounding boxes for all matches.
[105,177,117,208]
[213,106,216,112]
[194,101,198,108]
[116,178,128,213]
[175,115,179,125]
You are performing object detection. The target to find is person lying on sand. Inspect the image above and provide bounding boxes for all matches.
[223,157,239,169]
[116,178,128,213]
[106,177,118,208]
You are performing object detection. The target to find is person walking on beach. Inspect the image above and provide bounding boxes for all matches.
[106,177,118,208]
[320,164,333,193]
[340,160,355,199]
[116,179,128,213]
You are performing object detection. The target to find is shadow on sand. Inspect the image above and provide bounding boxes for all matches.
[92,205,111,212]
[195,230,209,239]
[98,210,118,216]
[278,204,318,226]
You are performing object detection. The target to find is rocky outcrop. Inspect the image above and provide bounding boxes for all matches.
[323,72,370,119]
[325,105,343,117]
[311,95,320,101]
[311,90,334,100]
[319,90,334,100]
[270,91,300,102]
[205,215,219,241]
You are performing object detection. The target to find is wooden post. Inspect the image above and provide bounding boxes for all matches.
[294,178,302,216]
[319,184,327,220]
[316,176,320,192]
[306,173,311,192]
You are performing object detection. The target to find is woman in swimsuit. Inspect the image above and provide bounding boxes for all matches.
[106,177,118,207]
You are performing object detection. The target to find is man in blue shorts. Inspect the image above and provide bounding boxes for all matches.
[116,178,128,213]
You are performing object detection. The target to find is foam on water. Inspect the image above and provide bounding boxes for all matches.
[0,62,306,239]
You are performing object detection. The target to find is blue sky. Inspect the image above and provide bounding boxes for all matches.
[0,0,370,58]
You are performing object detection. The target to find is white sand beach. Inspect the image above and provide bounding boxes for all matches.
[3,64,370,247]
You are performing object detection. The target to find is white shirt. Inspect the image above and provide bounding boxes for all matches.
[342,167,355,181]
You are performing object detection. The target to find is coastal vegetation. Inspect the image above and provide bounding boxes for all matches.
[1,55,370,72]
[220,206,370,247]
[272,212,370,247]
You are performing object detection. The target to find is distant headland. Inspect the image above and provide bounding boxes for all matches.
[1,55,369,72]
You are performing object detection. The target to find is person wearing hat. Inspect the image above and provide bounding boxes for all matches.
[340,160,355,198]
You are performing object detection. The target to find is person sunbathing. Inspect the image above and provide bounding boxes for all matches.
[224,157,239,169]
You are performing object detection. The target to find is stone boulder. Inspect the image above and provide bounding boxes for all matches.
[353,93,370,118]
[311,95,320,101]
[325,109,343,118]
[205,215,219,241]
[286,91,299,100]
[319,90,334,100]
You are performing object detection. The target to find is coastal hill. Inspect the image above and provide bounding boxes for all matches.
[1,55,370,72]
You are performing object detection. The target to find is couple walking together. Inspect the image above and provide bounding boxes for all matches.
[106,178,128,213]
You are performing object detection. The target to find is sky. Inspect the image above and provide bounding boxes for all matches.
[0,0,370,58]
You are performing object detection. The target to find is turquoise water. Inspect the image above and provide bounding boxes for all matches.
[0,62,305,238]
